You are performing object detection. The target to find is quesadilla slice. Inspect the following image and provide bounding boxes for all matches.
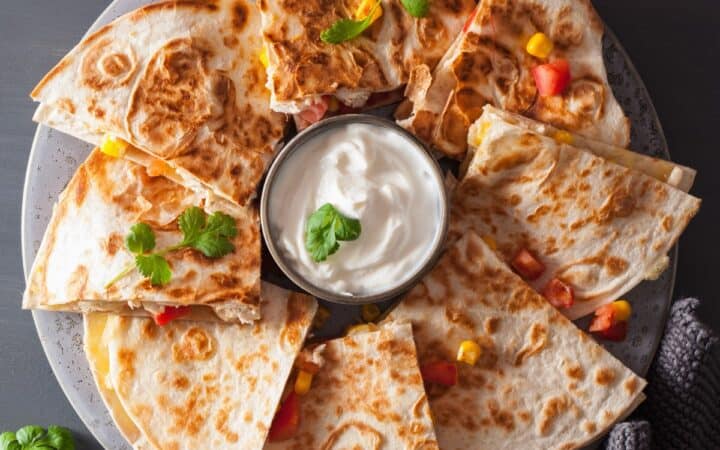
[84,283,317,450]
[451,108,700,319]
[31,0,285,206]
[397,0,629,159]
[465,106,696,192]
[265,321,439,449]
[386,232,647,450]
[24,149,262,323]
[258,0,476,121]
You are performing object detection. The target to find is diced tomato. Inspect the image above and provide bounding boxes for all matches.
[542,278,574,309]
[420,361,458,386]
[153,306,191,326]
[593,320,628,342]
[511,248,546,280]
[589,303,615,332]
[296,98,330,130]
[268,392,301,442]
[462,6,479,33]
[532,59,571,96]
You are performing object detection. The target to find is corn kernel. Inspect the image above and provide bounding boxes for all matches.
[346,323,378,336]
[470,121,490,148]
[259,46,269,69]
[611,300,632,322]
[553,130,574,145]
[312,306,330,329]
[361,304,381,322]
[294,370,313,395]
[526,32,554,59]
[100,134,129,158]
[354,0,383,24]
[482,235,497,251]
[457,340,482,366]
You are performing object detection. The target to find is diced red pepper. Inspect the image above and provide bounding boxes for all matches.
[511,248,546,281]
[592,320,628,342]
[542,278,574,309]
[268,392,301,442]
[532,59,571,96]
[153,306,191,326]
[296,98,330,130]
[462,5,479,33]
[420,361,458,386]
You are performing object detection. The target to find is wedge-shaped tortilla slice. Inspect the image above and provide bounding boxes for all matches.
[451,109,700,319]
[31,0,285,206]
[259,0,476,114]
[24,149,262,323]
[386,232,646,450]
[397,0,629,159]
[466,106,696,192]
[266,321,439,449]
[84,283,317,450]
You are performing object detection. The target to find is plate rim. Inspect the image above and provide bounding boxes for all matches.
[19,4,678,447]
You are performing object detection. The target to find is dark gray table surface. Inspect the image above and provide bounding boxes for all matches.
[1,1,718,449]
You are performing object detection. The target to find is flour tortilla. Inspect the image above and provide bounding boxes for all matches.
[24,149,262,323]
[265,322,439,449]
[398,0,629,159]
[31,0,285,206]
[84,283,317,450]
[258,0,476,113]
[386,232,646,450]
[467,106,696,192]
[451,108,700,319]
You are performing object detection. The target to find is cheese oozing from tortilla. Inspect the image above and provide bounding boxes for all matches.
[268,123,445,296]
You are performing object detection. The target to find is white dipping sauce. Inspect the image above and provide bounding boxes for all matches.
[269,123,443,296]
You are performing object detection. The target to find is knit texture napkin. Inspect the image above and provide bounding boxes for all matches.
[604,298,720,450]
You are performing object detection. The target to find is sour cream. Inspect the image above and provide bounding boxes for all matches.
[265,120,446,297]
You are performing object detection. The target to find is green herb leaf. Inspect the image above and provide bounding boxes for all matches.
[1,432,18,450]
[15,427,44,446]
[320,1,380,44]
[178,206,207,244]
[44,427,74,450]
[204,212,239,239]
[193,233,235,258]
[400,0,429,17]
[125,223,156,255]
[305,203,361,262]
[136,254,172,286]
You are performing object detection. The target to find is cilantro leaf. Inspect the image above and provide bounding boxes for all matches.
[178,206,206,244]
[15,426,44,446]
[181,210,237,258]
[305,203,361,262]
[206,212,238,238]
[125,223,156,254]
[401,0,429,17]
[136,254,172,286]
[194,234,235,258]
[44,427,75,450]
[332,214,361,241]
[320,1,380,44]
[1,432,18,450]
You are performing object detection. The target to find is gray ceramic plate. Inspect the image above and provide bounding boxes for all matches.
[21,1,677,448]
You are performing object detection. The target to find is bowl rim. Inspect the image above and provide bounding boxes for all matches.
[259,113,449,305]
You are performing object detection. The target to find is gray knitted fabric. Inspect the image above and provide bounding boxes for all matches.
[604,298,720,450]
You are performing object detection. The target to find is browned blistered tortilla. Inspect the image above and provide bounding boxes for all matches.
[398,0,630,159]
[84,283,317,450]
[265,322,439,450]
[386,232,647,450]
[31,0,285,206]
[451,108,700,319]
[258,0,476,113]
[23,149,262,323]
